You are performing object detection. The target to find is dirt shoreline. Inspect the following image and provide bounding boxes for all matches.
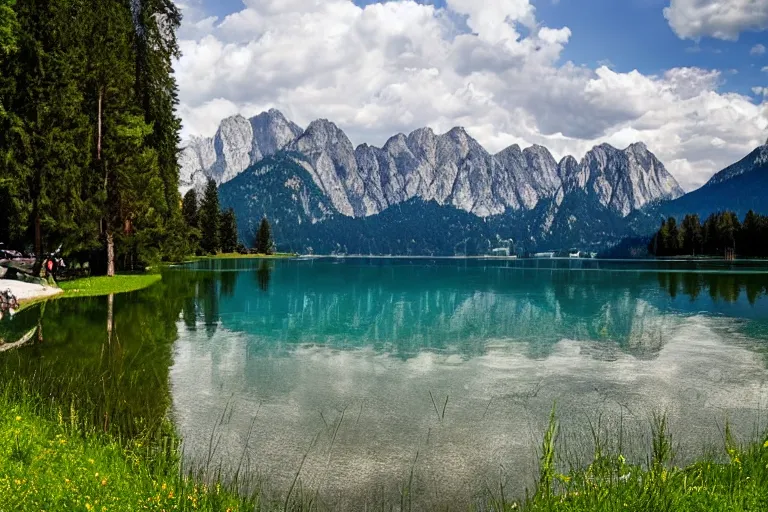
[0,279,63,305]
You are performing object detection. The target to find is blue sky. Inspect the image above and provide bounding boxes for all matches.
[176,0,768,190]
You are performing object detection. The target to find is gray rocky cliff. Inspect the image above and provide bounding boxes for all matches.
[179,110,303,194]
[179,110,684,222]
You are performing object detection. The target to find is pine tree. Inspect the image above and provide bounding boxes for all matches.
[256,217,273,255]
[130,0,182,215]
[717,211,740,255]
[182,189,198,229]
[666,217,680,255]
[1,0,187,271]
[199,179,220,254]
[680,214,702,256]
[740,210,759,257]
[219,208,238,254]
[0,0,18,55]
[1,0,91,263]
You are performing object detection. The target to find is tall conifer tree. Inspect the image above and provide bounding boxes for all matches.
[199,179,220,254]
[256,217,273,255]
[219,208,238,254]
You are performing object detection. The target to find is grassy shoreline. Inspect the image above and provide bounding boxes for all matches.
[183,252,298,262]
[2,384,767,511]
[0,392,255,511]
[16,274,162,312]
[58,274,163,298]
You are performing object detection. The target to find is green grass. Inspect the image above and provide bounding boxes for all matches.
[496,412,768,512]
[0,393,257,511]
[58,274,162,298]
[4,389,768,511]
[15,274,163,313]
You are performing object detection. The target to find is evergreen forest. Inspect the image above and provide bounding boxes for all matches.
[0,0,189,274]
[648,210,768,258]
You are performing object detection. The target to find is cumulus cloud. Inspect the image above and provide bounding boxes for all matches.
[751,44,767,56]
[664,0,768,41]
[175,0,768,191]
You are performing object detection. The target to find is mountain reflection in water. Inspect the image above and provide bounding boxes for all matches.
[168,259,768,509]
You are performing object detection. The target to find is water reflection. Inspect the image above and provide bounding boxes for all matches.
[172,260,768,361]
[255,260,273,292]
[3,258,768,508]
[0,273,200,437]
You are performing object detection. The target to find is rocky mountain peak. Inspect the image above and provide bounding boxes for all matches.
[384,133,409,150]
[495,144,523,158]
[522,144,560,196]
[180,111,685,223]
[579,141,683,216]
[248,109,303,162]
[557,155,579,181]
[298,119,353,151]
[211,115,253,183]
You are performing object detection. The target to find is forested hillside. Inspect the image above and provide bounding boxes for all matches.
[0,0,188,274]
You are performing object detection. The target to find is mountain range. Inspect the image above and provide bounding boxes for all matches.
[180,110,766,255]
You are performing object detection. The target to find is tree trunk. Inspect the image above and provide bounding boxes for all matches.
[106,293,114,345]
[97,88,103,162]
[34,211,41,259]
[106,231,115,277]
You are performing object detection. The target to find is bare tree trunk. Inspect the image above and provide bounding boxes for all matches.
[98,87,114,277]
[97,88,103,162]
[34,211,41,259]
[106,231,115,277]
[106,293,114,345]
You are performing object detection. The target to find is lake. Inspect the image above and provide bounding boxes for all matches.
[2,257,768,509]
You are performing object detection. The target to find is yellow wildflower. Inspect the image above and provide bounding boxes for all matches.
[763,440,768,449]
[101,479,107,487]
[85,504,92,511]
[15,416,21,422]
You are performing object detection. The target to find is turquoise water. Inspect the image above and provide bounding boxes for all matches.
[3,257,768,507]
[169,258,768,507]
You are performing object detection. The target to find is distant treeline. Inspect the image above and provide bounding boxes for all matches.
[0,0,188,274]
[649,210,768,258]
[182,180,274,256]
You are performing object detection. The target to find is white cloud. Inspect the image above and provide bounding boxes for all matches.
[754,86,768,97]
[176,0,768,191]
[664,0,768,41]
[763,66,768,72]
[751,44,767,56]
